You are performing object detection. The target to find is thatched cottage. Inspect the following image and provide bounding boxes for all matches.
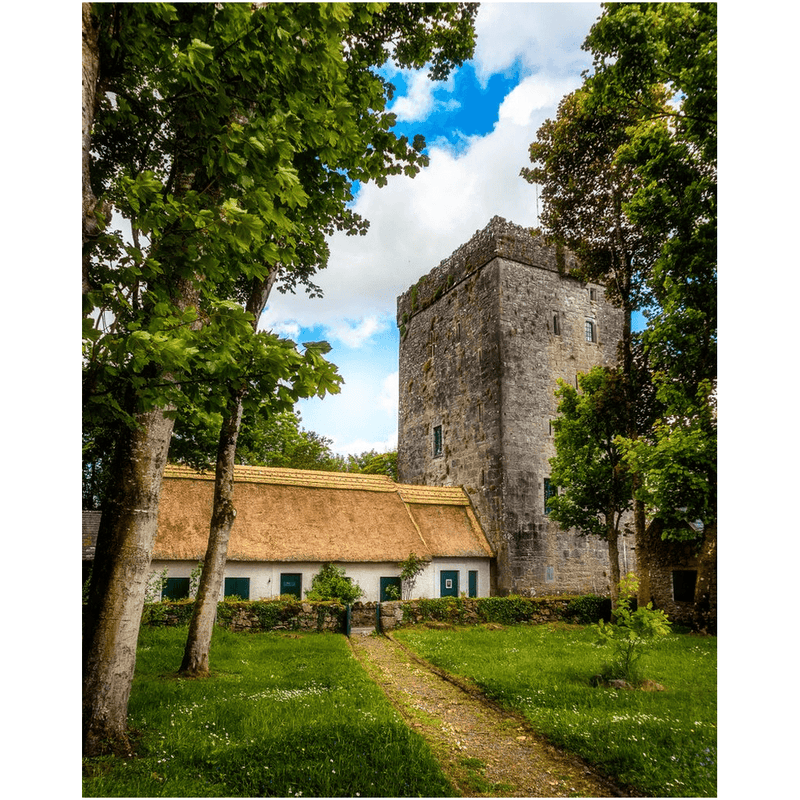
[149,464,495,603]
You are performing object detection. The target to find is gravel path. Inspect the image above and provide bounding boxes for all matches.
[348,632,629,798]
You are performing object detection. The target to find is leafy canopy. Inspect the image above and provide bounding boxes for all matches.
[84,2,478,432]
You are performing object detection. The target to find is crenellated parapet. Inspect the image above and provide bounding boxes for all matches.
[396,216,578,332]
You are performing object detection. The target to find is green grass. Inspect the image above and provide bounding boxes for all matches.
[82,626,453,797]
[393,623,717,798]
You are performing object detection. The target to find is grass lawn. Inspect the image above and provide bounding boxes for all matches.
[393,623,717,798]
[82,626,453,798]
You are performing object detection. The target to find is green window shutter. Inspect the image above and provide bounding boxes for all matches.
[279,573,302,599]
[224,577,250,600]
[162,577,189,600]
[468,570,478,598]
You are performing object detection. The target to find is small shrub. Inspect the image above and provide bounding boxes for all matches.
[398,551,429,599]
[305,563,364,604]
[593,573,671,683]
[384,583,401,600]
[475,595,536,625]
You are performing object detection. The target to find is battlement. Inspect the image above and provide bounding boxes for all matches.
[396,216,580,328]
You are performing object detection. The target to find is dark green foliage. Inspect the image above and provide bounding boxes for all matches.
[305,563,364,604]
[141,600,196,627]
[564,594,611,625]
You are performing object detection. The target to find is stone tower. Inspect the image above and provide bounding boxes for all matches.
[396,217,635,596]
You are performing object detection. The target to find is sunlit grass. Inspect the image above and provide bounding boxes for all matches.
[393,623,716,797]
[83,627,453,797]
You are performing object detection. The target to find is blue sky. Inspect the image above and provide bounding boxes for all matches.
[258,2,622,455]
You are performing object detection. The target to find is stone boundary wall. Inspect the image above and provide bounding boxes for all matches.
[140,595,600,633]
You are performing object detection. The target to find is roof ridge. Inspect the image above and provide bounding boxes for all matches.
[163,463,396,492]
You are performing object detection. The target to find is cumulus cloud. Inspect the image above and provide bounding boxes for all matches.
[323,316,386,349]
[388,69,459,122]
[378,371,399,415]
[472,2,602,84]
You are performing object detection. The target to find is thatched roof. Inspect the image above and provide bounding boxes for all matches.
[153,464,494,563]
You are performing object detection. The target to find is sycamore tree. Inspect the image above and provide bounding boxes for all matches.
[82,2,477,753]
[548,367,638,607]
[523,2,716,608]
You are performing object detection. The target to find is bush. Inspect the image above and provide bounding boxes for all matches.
[305,563,364,604]
[593,573,671,683]
[565,594,611,624]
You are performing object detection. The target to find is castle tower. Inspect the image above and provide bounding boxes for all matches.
[396,217,635,596]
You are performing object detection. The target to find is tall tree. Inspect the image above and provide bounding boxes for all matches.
[585,2,717,624]
[82,2,477,753]
[522,78,665,601]
[547,367,637,607]
[522,2,716,607]
[177,1,477,678]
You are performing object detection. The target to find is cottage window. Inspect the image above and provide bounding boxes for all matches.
[433,425,443,457]
[279,573,302,599]
[162,577,189,601]
[224,577,250,600]
[585,320,596,342]
[380,576,402,602]
[672,570,697,603]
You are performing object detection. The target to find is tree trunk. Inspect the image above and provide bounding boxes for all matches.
[82,406,175,756]
[633,493,651,606]
[179,271,278,676]
[606,511,621,608]
[82,3,101,298]
[179,388,245,677]
[692,520,716,634]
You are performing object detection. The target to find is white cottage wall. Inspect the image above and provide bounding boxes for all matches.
[149,558,492,603]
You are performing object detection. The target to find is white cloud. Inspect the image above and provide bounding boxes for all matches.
[389,70,459,122]
[472,2,601,84]
[267,319,300,340]
[323,316,385,349]
[378,371,399,415]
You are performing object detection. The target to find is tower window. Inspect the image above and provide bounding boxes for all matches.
[553,313,560,335]
[589,287,598,302]
[544,478,557,513]
[433,425,443,457]
[585,320,596,342]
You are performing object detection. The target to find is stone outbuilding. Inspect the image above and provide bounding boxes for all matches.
[149,464,495,603]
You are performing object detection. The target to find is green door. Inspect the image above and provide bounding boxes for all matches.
[224,577,250,600]
[380,577,402,602]
[468,570,478,598]
[280,573,302,599]
[440,570,459,597]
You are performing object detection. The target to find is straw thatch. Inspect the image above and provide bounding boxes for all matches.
[153,464,494,563]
